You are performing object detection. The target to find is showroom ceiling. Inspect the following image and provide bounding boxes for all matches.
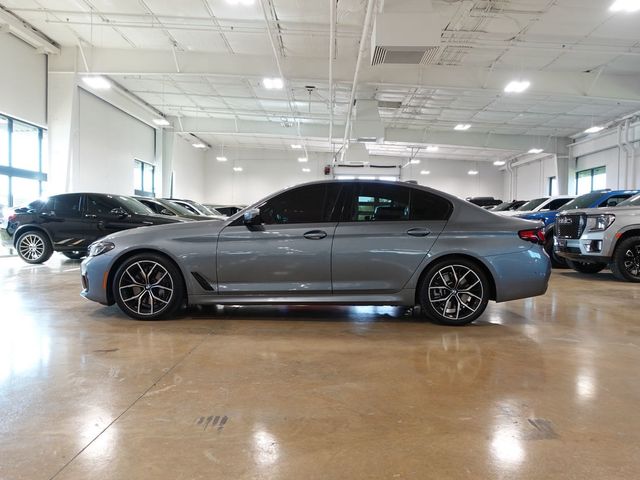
[3,0,640,158]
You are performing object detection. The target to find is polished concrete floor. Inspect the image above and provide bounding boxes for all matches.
[1,253,639,480]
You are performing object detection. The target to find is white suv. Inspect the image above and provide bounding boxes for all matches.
[496,195,575,217]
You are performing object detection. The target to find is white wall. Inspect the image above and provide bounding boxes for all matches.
[171,135,206,202]
[74,89,155,195]
[0,33,46,126]
[204,147,505,205]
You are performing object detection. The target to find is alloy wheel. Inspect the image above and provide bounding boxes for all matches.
[427,264,484,322]
[19,234,45,261]
[623,244,640,278]
[118,260,174,316]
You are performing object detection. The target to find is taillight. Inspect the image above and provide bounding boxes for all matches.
[8,214,16,222]
[518,228,545,244]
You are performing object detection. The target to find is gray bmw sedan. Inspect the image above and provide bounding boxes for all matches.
[81,180,550,325]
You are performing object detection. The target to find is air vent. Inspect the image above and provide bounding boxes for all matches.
[372,46,436,65]
[191,272,214,291]
[378,100,402,109]
[371,13,442,66]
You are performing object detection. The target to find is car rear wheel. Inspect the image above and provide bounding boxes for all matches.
[611,236,640,282]
[113,253,184,320]
[566,259,606,274]
[62,251,86,260]
[16,231,53,264]
[419,259,489,326]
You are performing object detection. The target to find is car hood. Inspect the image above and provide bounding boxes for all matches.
[101,218,227,244]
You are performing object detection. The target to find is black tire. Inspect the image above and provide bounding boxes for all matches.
[611,236,640,282]
[16,230,53,264]
[544,234,567,268]
[565,259,606,274]
[62,251,86,260]
[112,253,185,320]
[419,258,490,326]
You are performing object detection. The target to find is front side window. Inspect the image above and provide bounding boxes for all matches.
[260,184,334,225]
[86,195,121,215]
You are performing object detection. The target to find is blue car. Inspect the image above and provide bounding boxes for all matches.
[518,189,640,266]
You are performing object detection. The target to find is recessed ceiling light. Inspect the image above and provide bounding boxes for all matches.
[493,160,506,166]
[454,124,471,131]
[426,146,439,152]
[528,148,544,154]
[233,166,243,172]
[584,126,605,134]
[82,75,111,90]
[504,80,531,93]
[420,170,430,175]
[468,170,479,175]
[153,118,170,126]
[291,144,303,149]
[263,77,284,89]
[610,0,640,12]
[216,156,228,162]
[302,168,311,173]
[226,0,255,5]
[298,157,308,163]
[410,159,420,164]
[192,142,207,149]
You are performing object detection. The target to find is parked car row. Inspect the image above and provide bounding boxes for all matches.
[1,193,229,264]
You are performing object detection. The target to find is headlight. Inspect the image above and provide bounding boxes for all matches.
[88,241,115,257]
[586,214,615,232]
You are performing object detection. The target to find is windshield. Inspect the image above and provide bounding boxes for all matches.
[191,201,219,215]
[157,199,193,216]
[516,198,548,211]
[558,191,606,211]
[117,196,155,215]
[492,202,517,211]
[617,193,640,207]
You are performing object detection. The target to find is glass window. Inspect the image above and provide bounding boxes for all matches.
[618,193,640,207]
[11,177,40,208]
[599,194,633,207]
[260,184,329,224]
[11,121,39,172]
[52,194,82,217]
[0,116,8,167]
[410,189,452,221]
[544,198,572,211]
[548,177,557,196]
[576,166,606,195]
[349,183,410,222]
[516,197,549,212]
[0,174,8,207]
[86,194,121,215]
[134,159,155,196]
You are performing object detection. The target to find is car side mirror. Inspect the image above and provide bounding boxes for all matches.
[243,208,264,231]
[110,207,129,219]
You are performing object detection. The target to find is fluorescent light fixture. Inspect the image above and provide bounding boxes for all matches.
[528,148,544,154]
[233,166,243,172]
[468,170,479,175]
[192,142,207,149]
[426,145,439,152]
[379,176,397,181]
[302,168,311,173]
[454,124,471,131]
[504,80,531,93]
[153,118,170,126]
[82,75,111,90]
[410,159,420,164]
[263,77,284,89]
[298,157,308,163]
[584,126,605,134]
[610,0,640,12]
[337,175,356,180]
[226,0,255,5]
[216,156,228,162]
[493,160,506,166]
[291,144,303,149]
[420,170,431,175]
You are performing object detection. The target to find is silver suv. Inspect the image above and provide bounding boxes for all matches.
[554,194,640,281]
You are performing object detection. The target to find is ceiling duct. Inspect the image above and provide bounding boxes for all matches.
[343,142,370,165]
[351,99,384,143]
[371,0,441,66]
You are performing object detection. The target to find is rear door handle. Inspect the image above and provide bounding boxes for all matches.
[303,230,327,240]
[406,227,431,237]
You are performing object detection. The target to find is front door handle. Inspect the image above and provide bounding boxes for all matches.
[303,230,327,240]
[406,227,431,237]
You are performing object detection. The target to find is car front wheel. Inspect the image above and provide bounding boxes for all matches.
[113,253,184,320]
[16,231,53,264]
[420,259,490,326]
[611,236,640,282]
[566,259,606,274]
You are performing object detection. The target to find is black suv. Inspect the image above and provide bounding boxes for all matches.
[4,193,186,264]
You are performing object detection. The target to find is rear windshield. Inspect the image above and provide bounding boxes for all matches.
[516,198,548,211]
[558,192,606,211]
[157,199,193,216]
[617,194,640,207]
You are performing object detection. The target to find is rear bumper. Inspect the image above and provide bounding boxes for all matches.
[485,246,551,302]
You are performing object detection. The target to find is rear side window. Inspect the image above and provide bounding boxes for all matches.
[47,194,82,218]
[260,184,339,224]
[345,183,451,222]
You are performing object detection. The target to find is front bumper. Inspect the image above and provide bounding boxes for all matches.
[554,232,612,264]
[80,253,116,305]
